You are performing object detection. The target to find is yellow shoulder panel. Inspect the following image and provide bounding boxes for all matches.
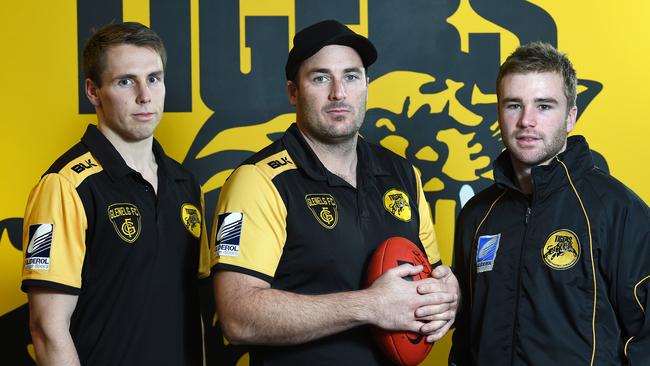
[22,173,88,288]
[57,152,103,188]
[211,164,288,278]
[254,150,297,180]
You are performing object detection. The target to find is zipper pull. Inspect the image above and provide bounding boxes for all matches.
[525,207,531,224]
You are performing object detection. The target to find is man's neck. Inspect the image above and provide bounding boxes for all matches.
[300,130,358,188]
[512,162,533,195]
[99,125,159,193]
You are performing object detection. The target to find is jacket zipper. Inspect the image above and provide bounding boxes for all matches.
[511,204,531,365]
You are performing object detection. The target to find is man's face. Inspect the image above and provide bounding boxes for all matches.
[287,45,368,144]
[498,71,577,170]
[86,44,165,143]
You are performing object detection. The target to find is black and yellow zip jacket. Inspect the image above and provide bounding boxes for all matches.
[449,136,650,365]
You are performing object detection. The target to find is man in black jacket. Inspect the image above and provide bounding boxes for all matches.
[449,42,650,365]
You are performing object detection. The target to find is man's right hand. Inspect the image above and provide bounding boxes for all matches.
[364,263,457,336]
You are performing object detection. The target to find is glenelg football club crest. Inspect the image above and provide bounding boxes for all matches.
[305,194,338,229]
[107,203,141,243]
[542,229,581,270]
[181,203,202,238]
[383,189,412,222]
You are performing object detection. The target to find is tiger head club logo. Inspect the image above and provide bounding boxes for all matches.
[383,189,412,222]
[107,203,142,244]
[305,194,338,229]
[541,229,581,270]
[181,203,202,238]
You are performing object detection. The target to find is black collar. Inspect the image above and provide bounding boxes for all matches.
[80,124,186,182]
[281,123,389,185]
[494,135,595,195]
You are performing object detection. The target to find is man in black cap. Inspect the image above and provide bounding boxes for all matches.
[211,20,459,365]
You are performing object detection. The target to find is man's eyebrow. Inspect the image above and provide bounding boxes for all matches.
[344,67,363,74]
[306,68,331,74]
[500,97,560,104]
[113,73,136,80]
[112,69,164,80]
[306,67,364,74]
[148,70,164,77]
[534,97,559,104]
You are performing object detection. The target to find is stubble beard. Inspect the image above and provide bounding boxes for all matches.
[507,128,568,168]
[299,98,366,145]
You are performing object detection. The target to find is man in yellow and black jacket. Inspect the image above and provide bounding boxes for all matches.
[450,42,650,365]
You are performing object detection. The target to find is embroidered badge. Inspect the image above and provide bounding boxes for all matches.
[383,189,412,222]
[181,203,201,238]
[476,234,501,273]
[305,194,338,229]
[215,212,243,257]
[542,229,580,270]
[108,203,141,244]
[25,223,53,270]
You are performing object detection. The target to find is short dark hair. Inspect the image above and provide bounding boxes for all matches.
[82,22,167,87]
[497,42,577,109]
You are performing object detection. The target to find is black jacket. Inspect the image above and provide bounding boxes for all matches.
[449,136,650,365]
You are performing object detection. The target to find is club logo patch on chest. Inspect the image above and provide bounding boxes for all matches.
[383,189,412,222]
[305,194,338,229]
[542,229,581,270]
[108,203,142,244]
[181,203,201,238]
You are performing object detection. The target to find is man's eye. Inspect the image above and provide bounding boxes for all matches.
[506,104,521,110]
[313,75,328,83]
[117,79,133,87]
[148,76,161,84]
[345,74,360,81]
[539,104,551,111]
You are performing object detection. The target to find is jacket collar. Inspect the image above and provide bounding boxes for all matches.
[494,135,595,197]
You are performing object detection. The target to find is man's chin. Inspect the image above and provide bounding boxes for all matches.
[511,152,555,168]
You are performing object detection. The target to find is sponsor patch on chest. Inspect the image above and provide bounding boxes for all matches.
[541,229,581,270]
[180,203,201,238]
[383,189,412,222]
[107,203,142,244]
[476,234,501,273]
[215,212,243,257]
[25,224,53,270]
[305,194,338,229]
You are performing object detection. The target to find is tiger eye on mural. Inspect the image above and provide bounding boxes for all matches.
[0,0,608,365]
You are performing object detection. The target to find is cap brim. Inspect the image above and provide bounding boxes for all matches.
[286,33,377,80]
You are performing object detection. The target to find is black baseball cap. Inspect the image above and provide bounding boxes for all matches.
[285,20,377,81]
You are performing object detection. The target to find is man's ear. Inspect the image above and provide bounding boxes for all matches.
[85,79,101,107]
[566,105,578,133]
[286,80,298,106]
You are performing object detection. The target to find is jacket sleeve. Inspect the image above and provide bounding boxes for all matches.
[605,194,650,364]
[448,205,474,366]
